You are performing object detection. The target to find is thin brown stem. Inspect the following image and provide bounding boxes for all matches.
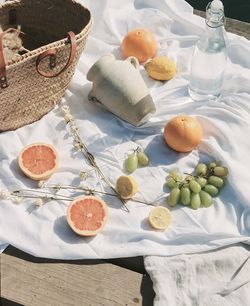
[67,118,129,212]
[43,184,156,207]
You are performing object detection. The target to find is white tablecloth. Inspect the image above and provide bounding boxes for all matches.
[0,0,250,259]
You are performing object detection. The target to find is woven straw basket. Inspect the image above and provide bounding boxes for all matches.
[0,0,92,132]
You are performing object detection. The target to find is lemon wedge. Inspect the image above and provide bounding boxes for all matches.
[116,175,138,199]
[148,206,172,230]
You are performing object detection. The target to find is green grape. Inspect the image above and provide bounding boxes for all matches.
[189,180,201,193]
[213,166,229,177]
[137,151,149,166]
[208,176,224,188]
[199,190,213,207]
[125,153,138,173]
[196,177,207,188]
[195,163,207,176]
[167,187,180,207]
[204,184,219,197]
[208,162,217,170]
[166,177,178,190]
[180,187,191,205]
[169,170,183,182]
[191,193,201,210]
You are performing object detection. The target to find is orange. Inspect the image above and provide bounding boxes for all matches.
[121,28,157,63]
[67,196,108,236]
[18,143,58,180]
[164,115,203,152]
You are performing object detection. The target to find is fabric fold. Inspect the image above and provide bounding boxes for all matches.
[144,243,250,306]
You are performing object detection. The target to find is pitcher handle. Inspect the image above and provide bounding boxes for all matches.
[126,56,139,69]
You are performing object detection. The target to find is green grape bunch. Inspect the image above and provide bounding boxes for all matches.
[165,161,229,210]
[124,147,150,173]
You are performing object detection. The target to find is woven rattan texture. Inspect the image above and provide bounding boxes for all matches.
[0,0,92,131]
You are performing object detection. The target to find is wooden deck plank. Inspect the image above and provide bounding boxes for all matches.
[0,253,149,306]
[0,246,155,306]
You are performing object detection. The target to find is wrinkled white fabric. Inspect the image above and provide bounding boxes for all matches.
[144,243,250,306]
[0,0,250,259]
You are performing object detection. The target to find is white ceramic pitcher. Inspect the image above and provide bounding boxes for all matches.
[87,54,156,126]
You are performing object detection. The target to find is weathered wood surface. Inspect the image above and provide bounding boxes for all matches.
[0,246,154,306]
[194,9,250,40]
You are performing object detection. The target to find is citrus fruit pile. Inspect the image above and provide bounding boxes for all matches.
[124,148,149,173]
[67,196,108,236]
[164,115,203,153]
[18,143,58,181]
[121,28,177,82]
[166,162,229,209]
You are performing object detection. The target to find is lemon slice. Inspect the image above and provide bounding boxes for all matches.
[148,206,172,230]
[116,175,138,199]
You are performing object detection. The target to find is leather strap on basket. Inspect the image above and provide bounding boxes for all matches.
[36,31,77,78]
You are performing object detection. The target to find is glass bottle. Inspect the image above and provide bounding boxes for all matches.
[188,0,227,101]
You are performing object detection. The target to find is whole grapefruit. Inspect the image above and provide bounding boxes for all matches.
[164,115,203,152]
[67,196,108,236]
[18,143,58,180]
[121,28,157,63]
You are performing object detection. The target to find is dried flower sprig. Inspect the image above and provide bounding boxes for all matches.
[45,184,156,207]
[61,105,129,212]
[0,189,23,204]
[1,184,156,208]
[0,187,74,207]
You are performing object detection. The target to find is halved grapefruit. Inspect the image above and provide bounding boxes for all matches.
[67,196,108,236]
[18,143,58,181]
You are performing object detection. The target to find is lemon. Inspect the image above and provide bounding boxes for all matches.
[148,206,172,230]
[145,56,176,81]
[116,175,138,199]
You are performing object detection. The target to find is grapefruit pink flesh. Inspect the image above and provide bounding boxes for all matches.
[21,145,57,175]
[67,196,108,236]
[70,199,106,231]
[18,143,58,180]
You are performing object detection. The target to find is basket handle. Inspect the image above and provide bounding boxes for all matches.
[36,31,77,78]
[0,31,77,89]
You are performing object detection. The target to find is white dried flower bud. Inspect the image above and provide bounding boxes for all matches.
[55,184,62,192]
[74,141,81,149]
[35,198,43,207]
[12,196,23,204]
[79,171,88,180]
[70,125,78,133]
[0,189,11,199]
[64,113,73,123]
[61,105,70,113]
[38,180,45,188]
